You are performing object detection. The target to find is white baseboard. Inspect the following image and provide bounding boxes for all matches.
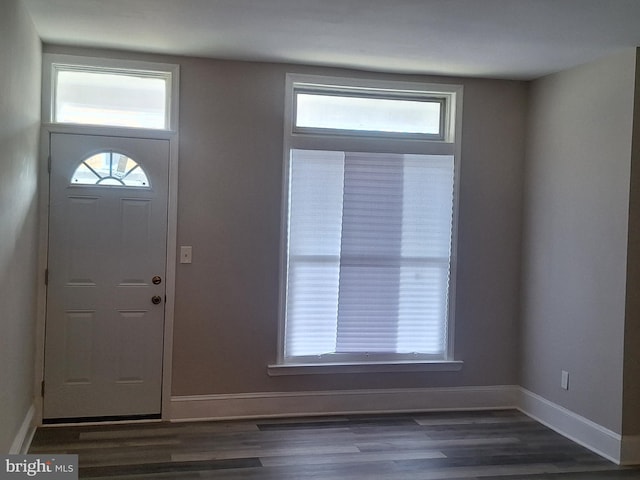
[9,404,36,454]
[517,388,622,464]
[171,385,519,422]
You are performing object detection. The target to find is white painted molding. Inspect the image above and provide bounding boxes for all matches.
[267,361,463,376]
[171,385,519,422]
[517,388,622,464]
[620,435,640,466]
[9,405,36,454]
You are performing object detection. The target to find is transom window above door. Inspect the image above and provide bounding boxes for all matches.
[44,54,179,131]
[71,152,150,187]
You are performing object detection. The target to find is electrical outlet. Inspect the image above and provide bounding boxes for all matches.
[561,370,569,390]
[180,246,193,264]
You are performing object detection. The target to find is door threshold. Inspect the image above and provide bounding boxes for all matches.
[43,413,161,426]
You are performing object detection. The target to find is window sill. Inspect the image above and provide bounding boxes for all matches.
[267,360,463,376]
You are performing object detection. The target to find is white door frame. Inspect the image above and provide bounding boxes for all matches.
[34,123,179,424]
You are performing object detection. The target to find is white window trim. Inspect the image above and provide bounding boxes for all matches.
[42,54,180,133]
[275,73,464,374]
[286,74,460,154]
[268,360,464,376]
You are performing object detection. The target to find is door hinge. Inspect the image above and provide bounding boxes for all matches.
[47,154,51,173]
[44,269,48,285]
[41,380,45,397]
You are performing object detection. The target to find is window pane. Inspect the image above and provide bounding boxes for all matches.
[285,149,344,357]
[71,152,150,187]
[336,153,404,353]
[397,264,449,354]
[402,154,455,257]
[284,149,455,361]
[55,70,168,129]
[288,150,345,257]
[296,93,441,135]
[71,162,99,184]
[397,154,454,354]
[286,261,340,357]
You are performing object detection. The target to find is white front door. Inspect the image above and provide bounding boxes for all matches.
[43,133,169,420]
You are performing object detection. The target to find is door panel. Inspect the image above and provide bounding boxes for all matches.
[119,198,153,284]
[62,311,94,384]
[44,133,169,420]
[66,196,100,285]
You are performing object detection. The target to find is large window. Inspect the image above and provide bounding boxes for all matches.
[275,74,462,371]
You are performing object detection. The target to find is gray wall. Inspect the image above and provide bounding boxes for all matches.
[623,48,640,436]
[174,63,528,395]
[521,49,637,433]
[0,0,41,453]
[45,45,528,397]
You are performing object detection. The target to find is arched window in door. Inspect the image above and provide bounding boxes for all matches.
[71,151,150,187]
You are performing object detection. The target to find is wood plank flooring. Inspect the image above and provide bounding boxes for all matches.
[29,409,640,479]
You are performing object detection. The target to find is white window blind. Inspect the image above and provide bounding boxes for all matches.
[285,149,455,362]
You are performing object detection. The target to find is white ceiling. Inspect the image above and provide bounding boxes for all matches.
[21,0,640,80]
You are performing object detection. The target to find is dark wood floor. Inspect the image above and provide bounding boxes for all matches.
[29,409,640,479]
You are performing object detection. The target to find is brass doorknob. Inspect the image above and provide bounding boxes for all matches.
[152,275,162,285]
[151,295,162,305]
